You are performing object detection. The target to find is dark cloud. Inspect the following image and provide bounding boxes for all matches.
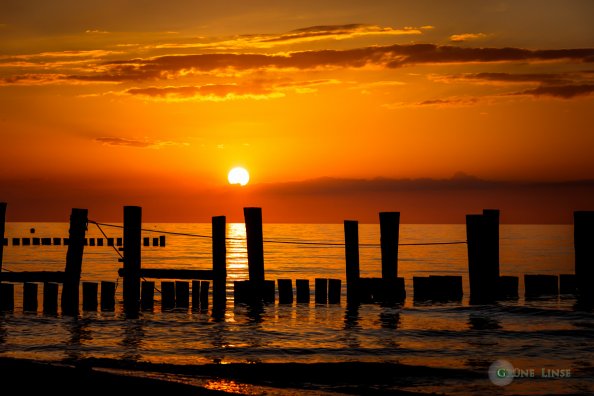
[517,84,594,98]
[94,137,186,148]
[457,72,571,84]
[65,44,594,82]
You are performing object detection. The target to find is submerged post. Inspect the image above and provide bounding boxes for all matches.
[344,220,360,304]
[482,209,500,286]
[212,216,227,309]
[0,202,6,279]
[61,208,88,316]
[123,206,142,317]
[379,212,400,279]
[574,211,594,301]
[244,208,265,284]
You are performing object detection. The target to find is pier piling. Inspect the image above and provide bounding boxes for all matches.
[175,281,190,309]
[574,211,594,301]
[212,216,226,309]
[161,281,175,311]
[61,208,88,316]
[100,281,116,311]
[23,282,38,312]
[43,282,58,315]
[141,281,154,311]
[379,212,400,279]
[278,279,293,304]
[82,282,98,311]
[296,279,310,303]
[0,283,14,311]
[344,220,360,305]
[315,278,327,304]
[123,206,142,317]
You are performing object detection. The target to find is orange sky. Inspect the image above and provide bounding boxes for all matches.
[1,1,593,223]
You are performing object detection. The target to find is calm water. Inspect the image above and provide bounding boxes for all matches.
[0,223,592,394]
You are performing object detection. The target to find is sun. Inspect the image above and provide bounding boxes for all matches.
[228,167,250,186]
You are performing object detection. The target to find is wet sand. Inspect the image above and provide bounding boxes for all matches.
[0,357,482,395]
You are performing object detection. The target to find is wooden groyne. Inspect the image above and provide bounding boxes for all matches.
[0,201,592,316]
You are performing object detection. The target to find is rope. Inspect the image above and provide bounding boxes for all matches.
[92,222,123,259]
[88,220,467,248]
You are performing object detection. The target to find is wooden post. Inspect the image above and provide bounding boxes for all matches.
[315,278,327,304]
[175,281,189,308]
[42,237,51,246]
[278,279,293,304]
[89,238,95,247]
[344,220,360,304]
[107,238,114,247]
[97,238,103,246]
[82,282,98,311]
[61,208,88,316]
[161,281,175,311]
[212,216,226,309]
[159,235,166,247]
[559,274,576,295]
[23,282,38,312]
[574,211,594,301]
[296,279,310,303]
[244,208,265,283]
[152,237,159,247]
[12,238,20,246]
[483,209,500,291]
[123,206,142,317]
[379,212,400,279]
[328,279,341,304]
[141,281,154,311]
[43,282,58,315]
[0,203,5,289]
[53,238,61,246]
[192,280,201,310]
[200,280,209,310]
[22,238,30,246]
[100,281,116,311]
[524,275,559,298]
[0,283,14,311]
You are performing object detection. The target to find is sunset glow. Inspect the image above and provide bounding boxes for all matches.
[1,1,593,223]
[228,167,250,186]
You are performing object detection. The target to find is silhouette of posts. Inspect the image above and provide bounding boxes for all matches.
[380,212,400,279]
[315,278,327,304]
[235,208,274,303]
[0,203,5,309]
[344,220,360,304]
[278,279,293,304]
[141,281,154,311]
[123,206,142,317]
[161,281,175,310]
[0,202,5,279]
[43,282,58,315]
[82,282,98,311]
[212,216,226,309]
[23,282,38,312]
[61,208,88,316]
[244,207,265,283]
[574,211,594,302]
[100,281,116,311]
[175,281,190,309]
[466,210,501,303]
[296,279,310,303]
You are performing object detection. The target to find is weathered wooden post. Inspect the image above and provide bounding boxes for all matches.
[0,203,5,293]
[278,279,293,304]
[141,281,154,311]
[200,281,210,310]
[344,220,360,304]
[328,279,341,304]
[574,211,594,301]
[100,281,116,311]
[23,282,38,312]
[82,282,98,311]
[244,208,265,284]
[175,281,189,308]
[315,278,327,304]
[61,208,88,316]
[212,216,226,309]
[0,283,14,311]
[161,281,175,311]
[483,209,500,295]
[296,279,310,303]
[379,212,400,279]
[43,282,59,315]
[123,206,142,317]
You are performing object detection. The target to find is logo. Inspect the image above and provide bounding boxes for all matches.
[488,359,514,386]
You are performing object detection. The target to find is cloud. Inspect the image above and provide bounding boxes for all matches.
[154,24,426,50]
[85,29,109,34]
[64,44,594,83]
[384,96,481,109]
[436,72,572,85]
[123,79,335,101]
[94,137,188,148]
[516,84,594,98]
[449,33,487,42]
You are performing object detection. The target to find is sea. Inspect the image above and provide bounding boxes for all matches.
[0,222,593,395]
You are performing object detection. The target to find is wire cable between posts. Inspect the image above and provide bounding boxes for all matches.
[89,220,467,248]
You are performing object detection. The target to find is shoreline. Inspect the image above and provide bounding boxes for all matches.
[0,356,482,395]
